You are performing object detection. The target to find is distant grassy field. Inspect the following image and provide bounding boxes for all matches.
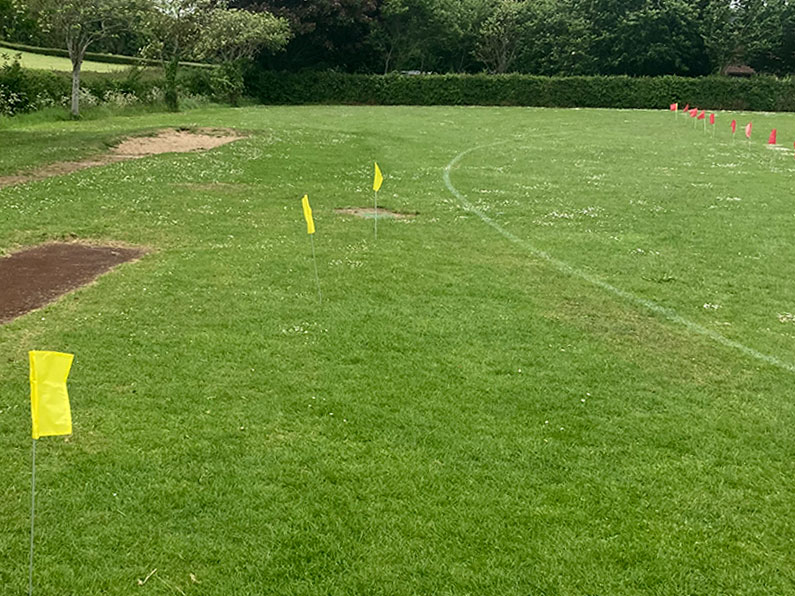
[1,48,130,73]
[1,105,794,595]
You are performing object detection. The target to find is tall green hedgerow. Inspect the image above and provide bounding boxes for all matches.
[245,71,795,112]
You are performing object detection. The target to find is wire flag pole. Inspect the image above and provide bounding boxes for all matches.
[373,190,378,241]
[310,234,322,304]
[27,350,74,596]
[372,162,383,242]
[28,438,37,596]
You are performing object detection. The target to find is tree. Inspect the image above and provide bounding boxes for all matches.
[30,0,143,116]
[699,0,741,73]
[610,2,707,75]
[234,0,378,72]
[432,0,491,73]
[736,0,791,75]
[143,1,288,109]
[141,0,216,111]
[516,0,594,75]
[777,1,795,74]
[699,0,792,75]
[194,8,289,104]
[370,0,438,73]
[371,0,489,73]
[577,0,709,76]
[474,0,527,73]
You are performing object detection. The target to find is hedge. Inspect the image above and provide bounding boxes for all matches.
[246,71,795,112]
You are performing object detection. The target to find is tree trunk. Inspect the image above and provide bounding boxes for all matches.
[70,49,85,118]
[383,47,392,74]
[164,55,180,112]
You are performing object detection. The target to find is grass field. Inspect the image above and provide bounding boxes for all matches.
[1,105,794,595]
[0,48,130,73]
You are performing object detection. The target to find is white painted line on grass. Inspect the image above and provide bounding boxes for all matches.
[443,143,795,374]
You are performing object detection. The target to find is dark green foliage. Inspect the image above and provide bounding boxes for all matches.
[233,0,379,72]
[6,0,795,76]
[0,57,66,113]
[246,70,795,111]
[0,0,39,43]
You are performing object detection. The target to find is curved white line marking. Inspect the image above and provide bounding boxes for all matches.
[443,143,795,373]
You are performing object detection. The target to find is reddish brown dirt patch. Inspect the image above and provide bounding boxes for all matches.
[0,128,246,189]
[0,243,147,324]
[334,207,416,219]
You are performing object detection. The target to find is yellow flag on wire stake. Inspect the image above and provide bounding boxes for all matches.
[300,194,322,303]
[29,351,74,439]
[28,350,75,596]
[373,162,383,192]
[301,194,315,235]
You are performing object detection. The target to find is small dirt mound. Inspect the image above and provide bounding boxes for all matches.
[334,207,416,219]
[0,128,246,189]
[0,242,147,324]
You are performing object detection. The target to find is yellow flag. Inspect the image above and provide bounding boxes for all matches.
[29,351,74,439]
[301,194,315,235]
[373,162,383,192]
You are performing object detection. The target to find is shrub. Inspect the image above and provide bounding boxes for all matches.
[0,57,215,116]
[0,54,67,115]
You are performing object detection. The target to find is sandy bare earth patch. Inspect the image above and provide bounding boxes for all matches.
[0,242,147,324]
[0,128,246,189]
[334,207,416,219]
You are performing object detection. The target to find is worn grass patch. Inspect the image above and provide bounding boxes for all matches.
[0,105,794,595]
[334,207,416,219]
[0,128,246,188]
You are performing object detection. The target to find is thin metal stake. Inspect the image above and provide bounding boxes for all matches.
[310,235,322,304]
[28,438,36,596]
[373,190,378,241]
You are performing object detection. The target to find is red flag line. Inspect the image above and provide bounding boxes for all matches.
[671,102,794,159]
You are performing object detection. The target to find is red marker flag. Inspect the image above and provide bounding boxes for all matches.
[697,110,705,120]
[690,108,698,117]
[684,103,690,112]
[731,119,737,134]
[745,122,752,139]
[709,113,715,125]
[670,103,678,111]
[768,129,777,145]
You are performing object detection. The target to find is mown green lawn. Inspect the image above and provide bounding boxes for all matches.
[1,48,130,73]
[1,105,794,595]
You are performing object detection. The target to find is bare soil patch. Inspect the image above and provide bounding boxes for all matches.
[334,207,416,219]
[0,128,246,189]
[111,128,244,157]
[0,242,147,324]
